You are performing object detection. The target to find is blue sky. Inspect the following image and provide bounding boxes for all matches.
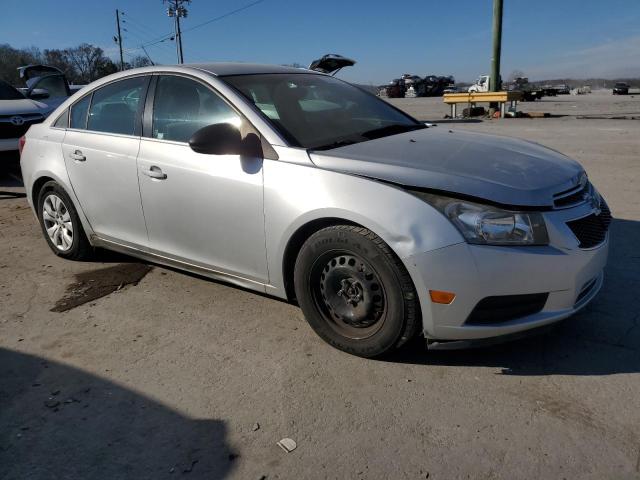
[3,0,640,83]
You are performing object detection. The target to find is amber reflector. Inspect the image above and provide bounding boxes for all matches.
[429,290,456,304]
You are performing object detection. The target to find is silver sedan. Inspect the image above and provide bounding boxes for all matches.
[19,64,610,357]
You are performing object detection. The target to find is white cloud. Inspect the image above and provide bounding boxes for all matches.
[524,35,640,79]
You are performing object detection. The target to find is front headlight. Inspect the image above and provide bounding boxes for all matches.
[412,191,549,246]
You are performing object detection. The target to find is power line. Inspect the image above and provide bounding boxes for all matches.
[181,0,265,34]
[120,11,175,64]
[121,12,166,39]
[124,0,267,57]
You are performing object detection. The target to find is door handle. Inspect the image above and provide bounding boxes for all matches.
[69,150,86,162]
[142,166,167,180]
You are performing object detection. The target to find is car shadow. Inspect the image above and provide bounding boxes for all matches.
[382,218,640,376]
[0,348,236,479]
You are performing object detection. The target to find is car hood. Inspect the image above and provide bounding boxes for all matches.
[0,98,49,116]
[309,128,584,207]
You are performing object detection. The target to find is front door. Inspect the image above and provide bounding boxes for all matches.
[62,75,149,248]
[136,74,268,283]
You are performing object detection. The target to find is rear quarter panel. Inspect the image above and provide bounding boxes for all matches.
[20,124,96,240]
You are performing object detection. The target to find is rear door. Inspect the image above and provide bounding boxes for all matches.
[136,74,268,283]
[62,75,150,248]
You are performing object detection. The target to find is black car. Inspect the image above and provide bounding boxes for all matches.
[613,82,629,95]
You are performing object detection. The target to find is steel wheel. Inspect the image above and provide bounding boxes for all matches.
[42,193,74,252]
[312,251,388,340]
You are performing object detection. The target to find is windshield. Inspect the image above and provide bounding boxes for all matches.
[0,80,26,101]
[222,73,425,149]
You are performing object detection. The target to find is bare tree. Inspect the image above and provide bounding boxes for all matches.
[127,56,153,69]
[0,44,42,84]
[63,44,108,83]
[508,70,526,83]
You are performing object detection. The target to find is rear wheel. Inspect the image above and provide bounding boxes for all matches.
[37,181,93,260]
[294,225,420,357]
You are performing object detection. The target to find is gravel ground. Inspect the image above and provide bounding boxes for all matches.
[0,93,639,480]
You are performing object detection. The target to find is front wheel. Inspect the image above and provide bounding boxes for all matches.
[294,225,420,357]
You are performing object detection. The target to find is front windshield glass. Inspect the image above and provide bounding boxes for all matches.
[0,80,26,101]
[222,73,425,149]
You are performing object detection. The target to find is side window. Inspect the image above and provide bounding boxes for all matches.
[70,95,91,130]
[87,76,147,135]
[152,75,240,143]
[52,109,69,128]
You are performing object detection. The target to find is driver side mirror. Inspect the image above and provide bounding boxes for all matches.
[188,123,262,157]
[28,88,50,100]
[189,123,242,155]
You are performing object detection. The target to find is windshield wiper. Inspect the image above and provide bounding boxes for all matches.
[311,139,359,151]
[360,123,427,140]
[310,124,427,151]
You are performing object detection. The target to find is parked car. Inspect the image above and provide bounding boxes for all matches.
[1,65,79,153]
[0,79,50,153]
[16,65,75,111]
[20,64,611,357]
[612,82,629,95]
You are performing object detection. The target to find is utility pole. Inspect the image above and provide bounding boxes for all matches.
[489,0,503,92]
[166,0,190,64]
[115,9,125,71]
[141,45,155,66]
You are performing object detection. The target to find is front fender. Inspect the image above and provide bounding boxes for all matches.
[263,158,463,297]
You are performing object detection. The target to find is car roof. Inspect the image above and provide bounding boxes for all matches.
[184,62,317,76]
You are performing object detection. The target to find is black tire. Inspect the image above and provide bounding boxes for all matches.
[293,225,420,358]
[37,181,93,261]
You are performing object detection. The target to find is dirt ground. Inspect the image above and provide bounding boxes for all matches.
[1,92,639,480]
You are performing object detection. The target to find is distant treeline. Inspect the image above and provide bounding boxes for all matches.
[0,43,151,86]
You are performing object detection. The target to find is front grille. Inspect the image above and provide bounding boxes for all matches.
[566,201,612,248]
[466,293,549,325]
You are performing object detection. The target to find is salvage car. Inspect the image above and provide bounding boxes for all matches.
[20,64,611,357]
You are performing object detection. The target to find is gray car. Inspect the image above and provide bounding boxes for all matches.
[19,64,611,357]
